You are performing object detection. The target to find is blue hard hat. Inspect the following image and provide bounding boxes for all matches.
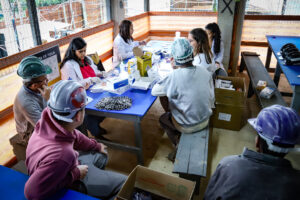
[248,105,300,152]
[48,80,87,122]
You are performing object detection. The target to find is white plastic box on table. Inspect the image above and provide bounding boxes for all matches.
[90,76,130,95]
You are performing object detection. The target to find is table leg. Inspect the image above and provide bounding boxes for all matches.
[134,118,144,165]
[291,86,300,113]
[265,46,272,71]
[273,62,282,87]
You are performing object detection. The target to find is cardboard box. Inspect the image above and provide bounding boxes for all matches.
[212,76,246,131]
[211,104,245,131]
[117,165,195,200]
[215,76,246,106]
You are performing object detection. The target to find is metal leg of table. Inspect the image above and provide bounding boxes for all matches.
[273,62,282,87]
[134,118,144,165]
[265,46,272,71]
[291,86,300,112]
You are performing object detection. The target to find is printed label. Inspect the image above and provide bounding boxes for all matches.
[218,113,231,121]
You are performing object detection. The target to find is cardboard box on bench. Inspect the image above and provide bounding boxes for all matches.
[212,76,246,131]
[117,165,195,200]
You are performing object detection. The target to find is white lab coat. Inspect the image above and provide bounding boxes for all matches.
[112,34,139,68]
[192,53,216,108]
[212,39,226,73]
[60,56,102,86]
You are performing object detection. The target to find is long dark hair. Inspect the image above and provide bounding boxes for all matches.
[60,37,91,68]
[205,22,221,54]
[119,20,133,44]
[190,28,212,64]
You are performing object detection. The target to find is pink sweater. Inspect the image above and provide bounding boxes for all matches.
[25,107,101,200]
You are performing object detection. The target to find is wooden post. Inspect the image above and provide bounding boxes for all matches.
[81,0,88,28]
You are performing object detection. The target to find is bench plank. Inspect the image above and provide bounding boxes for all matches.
[241,52,287,108]
[173,127,209,177]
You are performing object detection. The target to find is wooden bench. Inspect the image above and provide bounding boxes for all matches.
[0,165,100,200]
[173,127,209,195]
[239,51,287,108]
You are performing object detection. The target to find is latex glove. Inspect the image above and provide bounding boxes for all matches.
[83,81,91,90]
[37,85,51,101]
[91,77,101,84]
[77,165,88,179]
[101,71,108,78]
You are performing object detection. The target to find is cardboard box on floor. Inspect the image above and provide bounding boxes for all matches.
[215,76,246,106]
[211,104,245,131]
[117,165,195,200]
[212,76,246,131]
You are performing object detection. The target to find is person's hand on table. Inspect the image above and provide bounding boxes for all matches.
[91,77,101,84]
[83,81,91,90]
[101,71,108,78]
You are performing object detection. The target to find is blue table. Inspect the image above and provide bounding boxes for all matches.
[266,35,300,112]
[0,165,99,200]
[85,88,157,165]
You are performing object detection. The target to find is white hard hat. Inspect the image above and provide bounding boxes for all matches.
[48,80,87,122]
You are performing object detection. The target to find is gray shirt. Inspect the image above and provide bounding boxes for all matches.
[152,66,213,126]
[204,148,300,200]
[13,86,47,144]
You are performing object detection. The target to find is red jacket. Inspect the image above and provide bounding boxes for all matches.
[25,107,101,200]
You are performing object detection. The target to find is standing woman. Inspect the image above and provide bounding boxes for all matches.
[205,22,228,76]
[113,20,146,68]
[60,37,109,140]
[188,28,215,108]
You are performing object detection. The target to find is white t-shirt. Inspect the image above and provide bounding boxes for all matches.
[152,66,214,126]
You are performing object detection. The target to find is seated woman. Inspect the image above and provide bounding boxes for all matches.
[205,22,228,77]
[60,37,108,140]
[151,38,214,161]
[188,28,216,74]
[188,28,215,108]
[113,19,146,68]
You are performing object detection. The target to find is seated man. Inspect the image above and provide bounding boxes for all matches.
[204,105,300,200]
[151,38,214,161]
[12,56,52,160]
[24,80,126,200]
